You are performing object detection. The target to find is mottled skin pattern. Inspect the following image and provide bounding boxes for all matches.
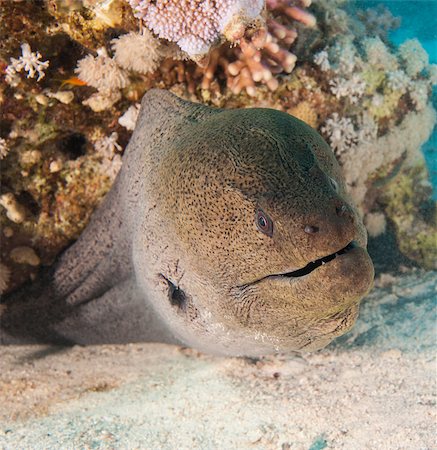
[1,90,374,356]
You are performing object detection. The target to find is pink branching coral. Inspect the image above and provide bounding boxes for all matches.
[221,0,316,95]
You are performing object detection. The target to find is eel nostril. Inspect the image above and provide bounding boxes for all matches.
[304,225,319,234]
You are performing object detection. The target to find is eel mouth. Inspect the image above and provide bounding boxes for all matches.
[242,241,359,287]
[279,240,358,278]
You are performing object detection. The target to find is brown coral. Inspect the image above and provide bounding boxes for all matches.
[200,0,315,96]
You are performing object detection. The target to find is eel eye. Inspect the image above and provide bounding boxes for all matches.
[255,209,273,237]
[329,177,339,192]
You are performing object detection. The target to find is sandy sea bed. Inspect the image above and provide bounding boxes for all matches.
[0,270,435,450]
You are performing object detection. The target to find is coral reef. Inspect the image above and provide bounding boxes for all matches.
[1,0,436,291]
[381,163,437,270]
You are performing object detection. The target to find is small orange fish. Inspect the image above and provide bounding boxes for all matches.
[60,76,88,88]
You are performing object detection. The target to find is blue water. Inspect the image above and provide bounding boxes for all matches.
[354,1,437,198]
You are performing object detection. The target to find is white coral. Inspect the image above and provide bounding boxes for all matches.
[427,64,437,85]
[408,79,429,111]
[329,38,360,75]
[386,70,410,94]
[75,47,128,91]
[357,113,378,144]
[364,212,386,238]
[314,50,330,72]
[329,75,366,104]
[363,37,398,71]
[5,65,20,87]
[341,105,436,207]
[111,31,163,74]
[0,138,9,159]
[82,90,121,112]
[0,193,26,223]
[398,38,429,78]
[118,104,141,131]
[104,153,123,180]
[94,132,123,180]
[94,131,122,158]
[7,43,49,82]
[321,113,358,155]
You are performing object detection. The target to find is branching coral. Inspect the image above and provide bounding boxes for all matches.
[364,212,387,238]
[94,131,122,156]
[428,64,437,85]
[321,113,357,155]
[94,132,123,180]
[6,43,49,83]
[386,70,409,94]
[315,28,436,234]
[309,7,436,263]
[329,75,365,104]
[408,79,430,111]
[221,0,315,93]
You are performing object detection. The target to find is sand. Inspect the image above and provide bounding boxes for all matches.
[0,270,435,450]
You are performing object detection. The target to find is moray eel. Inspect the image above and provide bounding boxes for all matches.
[1,89,374,356]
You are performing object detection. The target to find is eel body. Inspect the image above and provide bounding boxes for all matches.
[1,89,374,356]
